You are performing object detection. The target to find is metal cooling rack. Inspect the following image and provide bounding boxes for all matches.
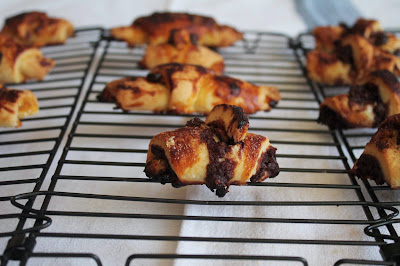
[297,30,400,262]
[0,28,103,264]
[0,30,399,265]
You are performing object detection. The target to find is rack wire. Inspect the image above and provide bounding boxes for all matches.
[1,30,399,265]
[297,30,400,262]
[0,28,103,263]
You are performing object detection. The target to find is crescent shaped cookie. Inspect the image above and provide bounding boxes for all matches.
[1,11,74,47]
[0,85,39,127]
[307,35,400,85]
[318,70,400,129]
[110,12,243,47]
[313,18,400,54]
[144,104,280,197]
[352,113,400,189]
[139,29,225,74]
[0,35,55,84]
[98,63,280,114]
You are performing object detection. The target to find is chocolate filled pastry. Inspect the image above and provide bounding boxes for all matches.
[318,70,400,129]
[110,12,243,47]
[352,114,400,188]
[0,85,39,127]
[0,35,55,84]
[98,63,280,114]
[313,18,400,54]
[139,29,225,74]
[307,35,400,85]
[1,11,74,47]
[144,104,280,197]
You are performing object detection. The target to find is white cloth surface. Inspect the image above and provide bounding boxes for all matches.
[1,1,400,265]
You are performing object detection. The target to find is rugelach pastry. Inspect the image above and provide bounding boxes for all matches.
[110,12,243,47]
[313,18,400,54]
[318,70,400,129]
[98,63,280,114]
[1,11,74,47]
[139,29,225,74]
[307,35,400,85]
[144,104,280,197]
[0,35,55,84]
[0,85,39,127]
[352,113,400,188]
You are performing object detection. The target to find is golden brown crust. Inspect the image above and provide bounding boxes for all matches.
[309,18,400,85]
[318,70,400,129]
[307,35,400,85]
[139,29,225,74]
[99,63,280,114]
[0,85,39,127]
[312,26,344,53]
[110,12,243,47]
[352,114,400,188]
[313,18,400,54]
[1,11,74,47]
[0,35,55,83]
[144,104,279,196]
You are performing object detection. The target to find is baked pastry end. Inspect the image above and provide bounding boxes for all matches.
[352,114,400,188]
[0,85,39,127]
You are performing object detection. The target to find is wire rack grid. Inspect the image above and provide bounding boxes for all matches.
[0,30,399,265]
[0,27,103,264]
[297,30,400,262]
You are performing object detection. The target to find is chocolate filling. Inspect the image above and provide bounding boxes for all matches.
[146,72,163,83]
[353,154,385,185]
[318,105,357,129]
[348,83,379,105]
[0,86,21,104]
[144,145,183,188]
[250,147,279,182]
[335,45,354,65]
[200,126,237,197]
[347,82,388,127]
[370,31,388,46]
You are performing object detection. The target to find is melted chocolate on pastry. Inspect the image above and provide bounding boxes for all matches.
[352,154,385,185]
[335,44,354,65]
[318,105,358,129]
[250,147,279,182]
[0,86,21,104]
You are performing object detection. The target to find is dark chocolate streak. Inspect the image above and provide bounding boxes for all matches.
[335,45,354,65]
[144,145,183,188]
[0,86,21,104]
[353,154,385,185]
[370,113,400,150]
[214,76,242,96]
[318,105,357,129]
[370,32,388,46]
[200,125,237,197]
[250,147,279,182]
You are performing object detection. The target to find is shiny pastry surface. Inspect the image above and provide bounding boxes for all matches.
[318,70,400,129]
[308,18,400,85]
[110,12,243,47]
[0,35,55,84]
[1,11,74,47]
[0,85,39,127]
[139,29,225,74]
[98,63,280,114]
[352,113,400,188]
[144,104,280,197]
